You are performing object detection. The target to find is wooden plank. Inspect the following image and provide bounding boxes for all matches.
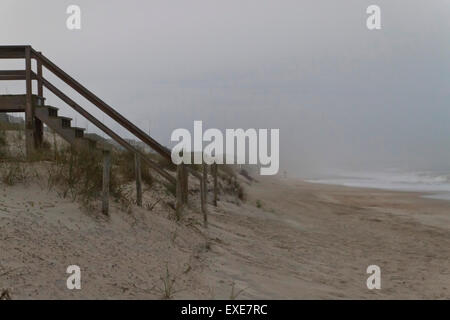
[37,53,43,97]
[135,153,142,207]
[102,150,111,215]
[0,95,42,112]
[200,178,207,228]
[0,46,27,59]
[0,70,36,81]
[35,55,44,148]
[176,165,183,220]
[25,47,34,157]
[202,163,208,204]
[212,163,218,207]
[201,163,208,227]
[31,49,172,161]
[182,164,188,204]
[34,106,79,145]
[0,95,26,112]
[34,72,176,185]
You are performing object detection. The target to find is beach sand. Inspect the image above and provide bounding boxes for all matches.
[0,173,449,299]
[207,176,450,299]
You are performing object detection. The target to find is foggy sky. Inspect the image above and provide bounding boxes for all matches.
[1,0,449,176]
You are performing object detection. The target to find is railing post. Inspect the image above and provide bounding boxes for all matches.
[102,150,111,215]
[35,52,44,147]
[202,163,208,203]
[176,165,183,220]
[212,163,218,207]
[37,53,43,97]
[201,162,208,227]
[135,153,142,207]
[182,163,188,204]
[24,46,35,157]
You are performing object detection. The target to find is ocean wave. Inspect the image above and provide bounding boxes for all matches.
[307,170,450,193]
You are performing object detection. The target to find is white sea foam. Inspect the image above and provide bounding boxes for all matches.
[307,169,450,200]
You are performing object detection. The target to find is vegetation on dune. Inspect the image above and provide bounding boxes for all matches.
[0,125,249,214]
[46,146,144,212]
[0,162,35,186]
[115,150,154,187]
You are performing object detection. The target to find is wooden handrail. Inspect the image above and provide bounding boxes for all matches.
[30,49,172,161]
[33,71,176,185]
[0,46,203,184]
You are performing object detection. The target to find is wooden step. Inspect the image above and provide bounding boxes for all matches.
[34,95,46,106]
[72,127,85,138]
[0,94,45,112]
[59,116,72,128]
[35,104,105,152]
[36,105,59,117]
[83,136,98,149]
[35,107,78,144]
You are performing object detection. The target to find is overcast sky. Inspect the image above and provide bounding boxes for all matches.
[0,1,449,176]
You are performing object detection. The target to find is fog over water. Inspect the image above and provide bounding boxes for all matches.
[1,1,449,177]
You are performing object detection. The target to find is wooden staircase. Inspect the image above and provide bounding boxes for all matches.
[0,94,99,149]
[0,45,210,224]
[34,103,97,149]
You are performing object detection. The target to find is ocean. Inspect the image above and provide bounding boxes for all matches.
[306,169,450,201]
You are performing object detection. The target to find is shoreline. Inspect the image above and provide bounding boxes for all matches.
[304,178,450,202]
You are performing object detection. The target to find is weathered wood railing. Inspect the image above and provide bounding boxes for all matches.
[0,45,216,225]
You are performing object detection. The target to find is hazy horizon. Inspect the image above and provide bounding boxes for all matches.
[1,0,449,177]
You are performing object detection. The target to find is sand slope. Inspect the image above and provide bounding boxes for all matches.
[1,173,449,299]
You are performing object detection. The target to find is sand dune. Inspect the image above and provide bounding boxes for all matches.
[1,171,449,299]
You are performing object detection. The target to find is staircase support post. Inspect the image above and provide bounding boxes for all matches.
[102,150,111,215]
[135,153,142,207]
[35,53,44,148]
[24,46,35,158]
